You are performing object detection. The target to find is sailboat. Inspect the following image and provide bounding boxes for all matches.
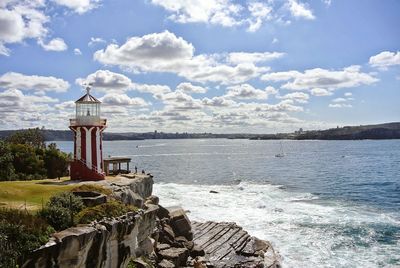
[275,141,285,158]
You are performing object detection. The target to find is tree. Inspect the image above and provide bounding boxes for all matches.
[44,143,70,179]
[0,141,15,181]
[6,128,45,149]
[9,143,46,179]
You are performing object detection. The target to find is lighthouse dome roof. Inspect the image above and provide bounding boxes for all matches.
[75,93,101,103]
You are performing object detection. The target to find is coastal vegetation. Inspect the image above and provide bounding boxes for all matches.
[76,200,138,224]
[1,184,139,266]
[0,128,70,181]
[0,208,54,267]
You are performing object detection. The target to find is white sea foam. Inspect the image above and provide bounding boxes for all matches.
[153,182,400,268]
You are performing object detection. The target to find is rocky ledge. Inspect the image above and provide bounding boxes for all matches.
[151,206,281,268]
[23,175,280,268]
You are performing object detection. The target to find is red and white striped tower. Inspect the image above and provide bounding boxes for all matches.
[69,85,106,180]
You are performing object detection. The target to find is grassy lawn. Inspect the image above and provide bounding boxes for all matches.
[0,177,75,210]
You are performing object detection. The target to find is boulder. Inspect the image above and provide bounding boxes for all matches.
[158,259,175,268]
[158,247,189,267]
[157,205,170,220]
[190,245,205,258]
[156,243,171,251]
[72,191,107,207]
[146,195,159,205]
[167,206,192,240]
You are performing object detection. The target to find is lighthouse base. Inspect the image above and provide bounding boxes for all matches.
[70,160,105,181]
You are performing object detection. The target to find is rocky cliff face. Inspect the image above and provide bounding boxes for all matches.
[23,175,280,268]
[22,175,157,268]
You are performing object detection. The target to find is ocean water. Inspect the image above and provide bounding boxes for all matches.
[55,139,400,267]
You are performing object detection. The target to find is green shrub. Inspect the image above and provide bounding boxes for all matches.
[37,206,71,231]
[38,192,84,230]
[44,143,69,179]
[0,208,54,267]
[71,184,113,196]
[76,200,138,224]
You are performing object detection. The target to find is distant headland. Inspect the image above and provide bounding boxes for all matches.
[1,122,399,141]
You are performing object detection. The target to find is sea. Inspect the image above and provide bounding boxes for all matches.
[55,139,400,267]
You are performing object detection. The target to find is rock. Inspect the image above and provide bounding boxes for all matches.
[175,236,189,244]
[209,190,219,194]
[72,191,107,207]
[158,259,175,268]
[167,206,192,240]
[157,205,170,220]
[190,245,205,258]
[146,195,159,205]
[132,257,153,268]
[158,247,189,267]
[191,221,280,268]
[156,243,171,251]
[22,177,158,268]
[183,240,194,250]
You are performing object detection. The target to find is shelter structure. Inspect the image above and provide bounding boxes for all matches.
[103,156,131,175]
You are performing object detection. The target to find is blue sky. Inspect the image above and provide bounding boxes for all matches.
[0,0,399,133]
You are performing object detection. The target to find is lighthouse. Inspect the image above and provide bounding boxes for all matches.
[69,85,106,180]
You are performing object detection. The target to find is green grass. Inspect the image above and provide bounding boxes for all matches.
[0,177,75,210]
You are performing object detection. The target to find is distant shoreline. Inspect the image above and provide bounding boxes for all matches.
[1,122,399,141]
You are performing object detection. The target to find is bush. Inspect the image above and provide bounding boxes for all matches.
[37,206,71,231]
[71,184,113,196]
[38,192,84,230]
[76,200,138,224]
[44,143,69,179]
[0,208,54,267]
[0,141,15,181]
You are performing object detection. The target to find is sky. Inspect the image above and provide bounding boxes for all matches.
[0,0,399,133]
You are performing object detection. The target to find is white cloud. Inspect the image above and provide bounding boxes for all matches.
[272,38,279,44]
[332,97,347,103]
[100,93,148,107]
[329,103,352,108]
[176,82,207,93]
[310,87,332,96]
[344,92,352,97]
[76,70,133,92]
[74,48,82,55]
[247,1,273,32]
[150,0,243,27]
[0,72,69,92]
[202,96,236,107]
[369,51,400,70]
[227,52,285,65]
[94,31,268,84]
[225,84,269,99]
[53,0,100,14]
[265,86,278,95]
[38,37,68,51]
[262,65,378,92]
[0,1,49,55]
[55,100,75,110]
[159,90,203,110]
[287,0,315,20]
[76,69,174,98]
[150,0,317,31]
[88,37,106,47]
[279,92,309,103]
[134,84,171,95]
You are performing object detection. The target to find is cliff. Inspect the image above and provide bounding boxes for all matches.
[22,175,280,268]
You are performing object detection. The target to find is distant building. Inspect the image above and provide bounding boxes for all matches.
[69,85,107,180]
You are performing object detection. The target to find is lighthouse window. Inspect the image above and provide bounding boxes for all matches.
[76,103,100,117]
